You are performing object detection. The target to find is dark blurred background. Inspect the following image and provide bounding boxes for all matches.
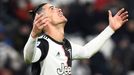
[0,0,134,75]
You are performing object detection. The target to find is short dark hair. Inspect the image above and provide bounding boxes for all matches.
[29,3,47,19]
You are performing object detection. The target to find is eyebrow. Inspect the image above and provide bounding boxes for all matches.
[49,6,55,9]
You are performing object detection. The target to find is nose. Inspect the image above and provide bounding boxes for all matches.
[59,8,62,11]
[58,8,62,12]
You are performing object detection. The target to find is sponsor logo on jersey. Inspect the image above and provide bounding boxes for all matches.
[57,63,71,75]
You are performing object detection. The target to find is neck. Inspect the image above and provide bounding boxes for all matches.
[45,24,65,42]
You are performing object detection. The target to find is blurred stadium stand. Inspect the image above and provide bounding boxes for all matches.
[0,0,134,75]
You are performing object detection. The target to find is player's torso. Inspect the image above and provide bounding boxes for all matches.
[40,36,71,75]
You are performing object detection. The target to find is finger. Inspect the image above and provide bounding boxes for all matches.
[34,15,46,26]
[39,21,47,27]
[38,24,44,30]
[43,20,50,26]
[116,8,125,16]
[41,17,49,23]
[39,17,49,26]
[34,13,43,22]
[40,15,48,22]
[122,19,128,24]
[108,10,112,19]
[34,18,41,26]
[120,11,128,18]
[44,23,47,26]
[34,14,39,21]
[42,22,48,27]
[122,15,128,20]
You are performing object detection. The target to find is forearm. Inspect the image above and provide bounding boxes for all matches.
[80,26,114,58]
[23,35,36,63]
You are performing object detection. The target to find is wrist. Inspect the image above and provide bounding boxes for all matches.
[107,26,115,33]
[109,25,116,31]
[31,32,38,39]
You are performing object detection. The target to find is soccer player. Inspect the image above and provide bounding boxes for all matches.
[23,3,128,75]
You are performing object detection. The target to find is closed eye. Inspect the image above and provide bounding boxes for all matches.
[49,6,55,10]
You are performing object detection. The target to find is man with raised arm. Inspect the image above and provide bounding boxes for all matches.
[24,3,128,75]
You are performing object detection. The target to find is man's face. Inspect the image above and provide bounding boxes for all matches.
[41,4,67,25]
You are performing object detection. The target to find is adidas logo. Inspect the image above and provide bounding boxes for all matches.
[56,52,60,57]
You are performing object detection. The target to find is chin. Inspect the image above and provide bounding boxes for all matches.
[62,16,68,22]
[64,18,68,22]
[59,16,67,23]
[55,16,67,25]
[60,20,67,25]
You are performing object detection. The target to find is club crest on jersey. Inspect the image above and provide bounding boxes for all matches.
[57,63,71,75]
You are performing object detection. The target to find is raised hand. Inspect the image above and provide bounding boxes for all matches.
[109,8,128,31]
[31,14,49,38]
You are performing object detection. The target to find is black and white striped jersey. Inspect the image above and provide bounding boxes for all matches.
[31,35,72,75]
[24,26,114,75]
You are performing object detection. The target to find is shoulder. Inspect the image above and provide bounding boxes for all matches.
[38,35,49,40]
[36,35,49,62]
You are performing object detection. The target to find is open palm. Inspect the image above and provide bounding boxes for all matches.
[109,8,128,31]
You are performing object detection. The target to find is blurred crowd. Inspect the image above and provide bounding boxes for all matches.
[0,0,134,75]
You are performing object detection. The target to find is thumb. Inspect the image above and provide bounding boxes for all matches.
[108,10,112,19]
